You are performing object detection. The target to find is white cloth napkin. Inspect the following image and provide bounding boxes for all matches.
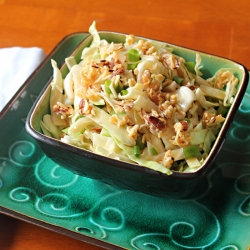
[0,47,46,111]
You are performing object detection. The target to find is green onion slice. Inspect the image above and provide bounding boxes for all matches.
[104,79,121,94]
[104,80,112,94]
[173,76,184,85]
[128,49,140,62]
[217,105,228,117]
[115,83,121,94]
[136,136,146,150]
[121,89,128,96]
[133,145,141,157]
[183,145,201,159]
[150,147,158,155]
[127,63,138,70]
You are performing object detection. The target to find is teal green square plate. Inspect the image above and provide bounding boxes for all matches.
[0,33,250,249]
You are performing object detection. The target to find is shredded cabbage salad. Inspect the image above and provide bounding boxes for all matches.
[41,21,239,175]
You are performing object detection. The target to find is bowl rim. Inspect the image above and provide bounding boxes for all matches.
[25,30,249,180]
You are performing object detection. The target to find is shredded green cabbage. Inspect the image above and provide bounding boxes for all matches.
[41,21,239,174]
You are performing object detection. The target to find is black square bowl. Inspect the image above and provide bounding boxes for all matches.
[25,31,249,198]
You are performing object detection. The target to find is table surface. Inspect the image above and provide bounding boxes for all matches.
[0,0,250,249]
